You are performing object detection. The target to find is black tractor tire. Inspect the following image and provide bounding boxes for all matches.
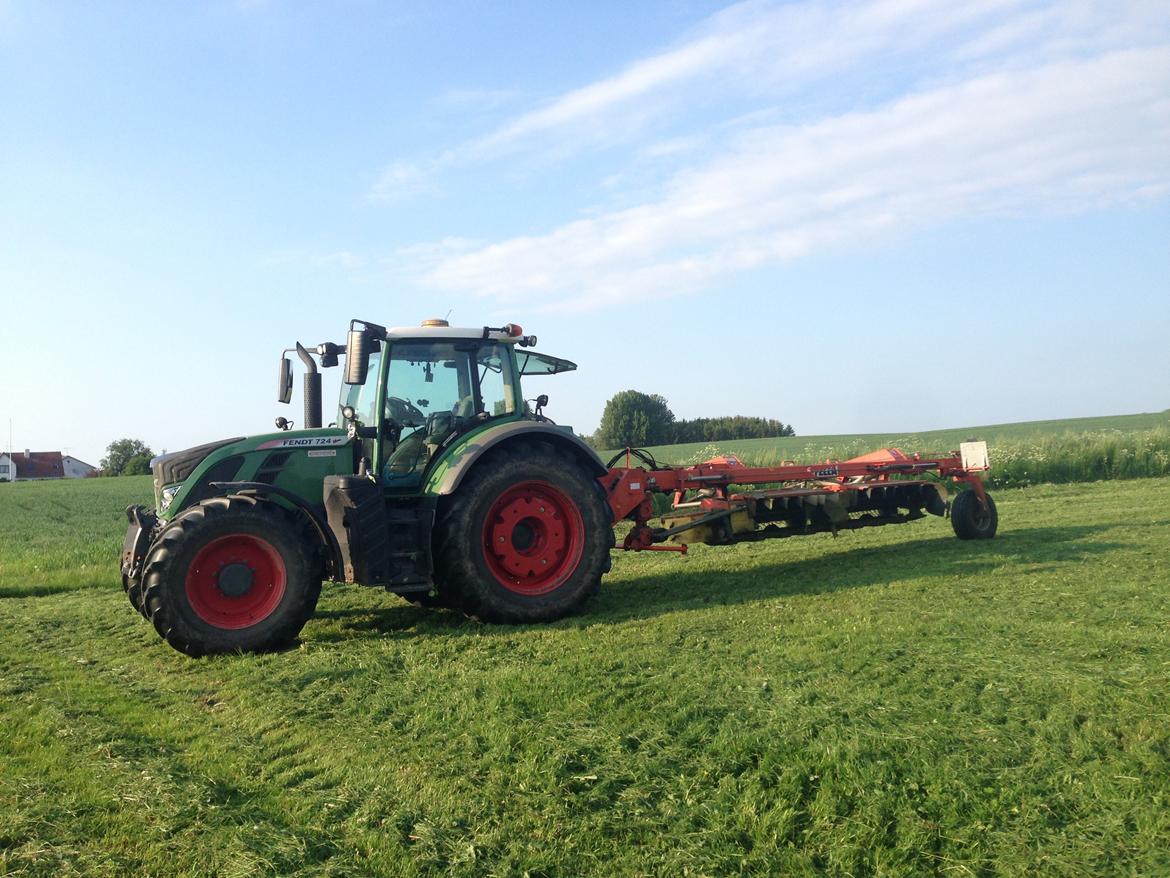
[124,572,150,619]
[139,496,323,656]
[950,489,998,540]
[434,441,613,624]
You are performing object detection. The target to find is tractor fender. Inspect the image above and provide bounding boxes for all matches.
[426,422,607,496]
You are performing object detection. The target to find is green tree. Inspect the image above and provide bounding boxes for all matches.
[595,391,675,448]
[101,438,154,476]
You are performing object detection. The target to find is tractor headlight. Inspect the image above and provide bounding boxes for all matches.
[159,484,181,512]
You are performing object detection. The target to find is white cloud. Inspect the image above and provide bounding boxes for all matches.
[367,160,434,202]
[366,0,1051,199]
[363,1,1170,309]
[418,45,1170,310]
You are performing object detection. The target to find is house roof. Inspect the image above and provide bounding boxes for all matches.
[12,451,65,478]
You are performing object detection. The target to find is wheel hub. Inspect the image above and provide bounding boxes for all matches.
[510,519,538,552]
[482,481,584,596]
[185,533,287,630]
[216,562,255,597]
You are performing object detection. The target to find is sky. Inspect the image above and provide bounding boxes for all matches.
[1,0,1168,468]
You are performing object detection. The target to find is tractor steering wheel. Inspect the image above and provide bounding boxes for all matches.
[386,396,425,427]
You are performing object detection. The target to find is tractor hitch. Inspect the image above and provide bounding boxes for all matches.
[120,505,158,582]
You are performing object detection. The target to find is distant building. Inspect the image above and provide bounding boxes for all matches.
[0,450,97,481]
[62,455,99,478]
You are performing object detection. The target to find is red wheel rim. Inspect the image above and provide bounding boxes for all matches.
[184,534,287,630]
[482,480,584,596]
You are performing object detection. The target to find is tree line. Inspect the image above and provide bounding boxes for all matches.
[590,390,794,449]
[101,438,154,476]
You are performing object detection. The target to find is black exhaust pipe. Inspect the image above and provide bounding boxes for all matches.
[296,343,322,429]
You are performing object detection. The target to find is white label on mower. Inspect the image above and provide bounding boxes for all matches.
[307,450,337,458]
[629,482,641,491]
[258,436,349,450]
[960,441,990,471]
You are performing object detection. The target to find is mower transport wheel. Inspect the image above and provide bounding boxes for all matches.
[434,441,612,624]
[139,496,322,656]
[950,489,998,540]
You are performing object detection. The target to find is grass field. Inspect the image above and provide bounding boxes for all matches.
[2,470,1169,875]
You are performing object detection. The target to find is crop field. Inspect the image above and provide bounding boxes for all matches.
[3,437,1170,875]
[620,410,1170,490]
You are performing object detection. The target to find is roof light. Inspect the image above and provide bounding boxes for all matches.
[503,323,523,336]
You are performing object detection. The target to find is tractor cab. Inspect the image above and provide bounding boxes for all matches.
[345,338,519,486]
[338,319,570,489]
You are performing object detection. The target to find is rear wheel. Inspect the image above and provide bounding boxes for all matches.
[434,442,611,623]
[951,489,998,540]
[139,496,323,656]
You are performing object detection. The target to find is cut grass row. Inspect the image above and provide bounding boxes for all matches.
[2,476,1170,875]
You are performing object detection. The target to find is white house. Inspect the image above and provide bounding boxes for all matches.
[62,455,98,478]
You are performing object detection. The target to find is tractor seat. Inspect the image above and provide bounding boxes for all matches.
[453,395,476,419]
[384,429,428,477]
[384,404,471,479]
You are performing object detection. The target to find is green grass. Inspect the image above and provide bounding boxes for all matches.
[0,476,153,597]
[2,475,1169,875]
[618,410,1170,490]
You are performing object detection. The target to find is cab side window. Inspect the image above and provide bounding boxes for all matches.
[477,344,516,417]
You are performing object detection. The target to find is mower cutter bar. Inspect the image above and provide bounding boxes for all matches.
[600,444,991,552]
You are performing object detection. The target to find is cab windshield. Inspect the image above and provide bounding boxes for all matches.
[382,340,517,481]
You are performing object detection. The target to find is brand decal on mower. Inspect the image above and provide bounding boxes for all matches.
[258,436,349,450]
[812,466,839,478]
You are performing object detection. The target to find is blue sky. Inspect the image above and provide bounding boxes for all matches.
[2,0,1168,467]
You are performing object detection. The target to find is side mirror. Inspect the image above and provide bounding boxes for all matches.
[345,328,370,385]
[278,356,293,403]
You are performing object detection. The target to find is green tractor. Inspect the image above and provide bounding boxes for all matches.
[121,319,614,656]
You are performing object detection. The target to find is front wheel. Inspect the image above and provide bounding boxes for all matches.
[434,442,612,623]
[139,496,323,656]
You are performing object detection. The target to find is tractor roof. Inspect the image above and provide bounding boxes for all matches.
[383,321,527,343]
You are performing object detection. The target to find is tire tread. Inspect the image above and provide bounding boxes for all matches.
[433,441,611,623]
[139,496,323,656]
